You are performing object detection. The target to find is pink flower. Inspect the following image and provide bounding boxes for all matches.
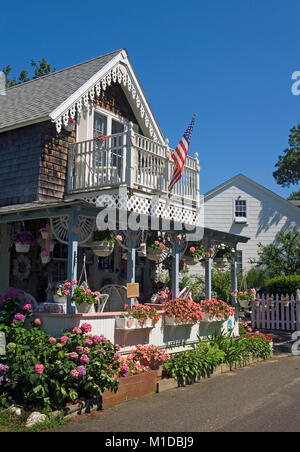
[190,247,196,253]
[49,337,56,344]
[76,346,84,353]
[116,235,123,242]
[35,364,44,375]
[21,303,32,311]
[92,335,101,345]
[60,336,69,344]
[85,339,93,346]
[69,352,79,359]
[13,313,25,323]
[80,323,92,333]
[155,241,159,246]
[80,354,90,364]
[34,318,42,326]
[94,291,101,298]
[71,327,81,334]
[70,369,79,378]
[72,279,78,285]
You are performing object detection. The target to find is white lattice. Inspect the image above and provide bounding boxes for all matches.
[54,65,159,143]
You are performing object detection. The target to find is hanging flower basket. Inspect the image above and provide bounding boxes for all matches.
[183,256,199,266]
[92,241,114,257]
[63,118,76,132]
[213,258,228,269]
[15,243,30,253]
[146,249,163,261]
[238,299,251,309]
[41,251,51,265]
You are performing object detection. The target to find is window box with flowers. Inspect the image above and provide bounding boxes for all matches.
[91,230,118,257]
[146,237,166,261]
[163,298,204,326]
[115,303,161,330]
[12,231,36,253]
[231,289,256,309]
[183,243,205,266]
[127,345,170,379]
[199,298,235,322]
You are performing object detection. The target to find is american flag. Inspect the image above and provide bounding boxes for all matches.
[168,114,196,193]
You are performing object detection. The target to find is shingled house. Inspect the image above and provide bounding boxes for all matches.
[0,49,247,312]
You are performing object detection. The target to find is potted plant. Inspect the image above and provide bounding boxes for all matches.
[71,285,100,313]
[40,250,50,265]
[53,281,74,304]
[146,237,166,261]
[199,298,235,322]
[115,302,161,329]
[91,230,116,257]
[12,231,36,253]
[163,298,203,325]
[214,244,232,268]
[64,118,76,132]
[183,244,205,266]
[127,344,170,378]
[231,289,256,309]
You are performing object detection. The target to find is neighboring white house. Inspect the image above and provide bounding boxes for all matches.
[203,174,300,273]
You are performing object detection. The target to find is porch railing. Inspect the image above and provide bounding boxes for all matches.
[67,129,199,203]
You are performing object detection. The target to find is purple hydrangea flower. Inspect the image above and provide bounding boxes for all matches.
[76,366,87,376]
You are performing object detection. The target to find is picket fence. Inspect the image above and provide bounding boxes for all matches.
[251,289,300,331]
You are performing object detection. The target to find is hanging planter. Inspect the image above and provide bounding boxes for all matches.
[15,243,30,253]
[41,250,51,265]
[183,256,199,266]
[63,118,76,132]
[13,231,36,253]
[146,249,163,261]
[213,258,228,269]
[92,241,115,257]
[183,244,204,266]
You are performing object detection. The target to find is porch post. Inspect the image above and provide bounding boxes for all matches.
[231,251,239,320]
[127,231,137,306]
[67,210,79,314]
[205,257,212,300]
[171,241,180,299]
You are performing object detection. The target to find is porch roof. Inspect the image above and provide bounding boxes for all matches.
[0,200,249,245]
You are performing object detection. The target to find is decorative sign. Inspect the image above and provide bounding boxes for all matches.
[0,332,6,356]
[227,319,233,331]
[127,283,140,299]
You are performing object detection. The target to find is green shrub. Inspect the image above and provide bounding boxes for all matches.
[246,267,268,290]
[266,274,300,296]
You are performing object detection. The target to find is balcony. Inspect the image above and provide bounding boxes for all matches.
[66,131,199,205]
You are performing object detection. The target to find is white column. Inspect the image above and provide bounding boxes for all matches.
[0,224,10,293]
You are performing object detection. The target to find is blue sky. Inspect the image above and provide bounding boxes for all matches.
[1,0,300,198]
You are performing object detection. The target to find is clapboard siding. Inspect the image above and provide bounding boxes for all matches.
[204,176,300,271]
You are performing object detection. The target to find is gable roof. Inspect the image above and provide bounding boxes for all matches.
[204,173,300,216]
[0,49,165,143]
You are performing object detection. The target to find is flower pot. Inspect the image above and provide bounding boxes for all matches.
[63,121,76,132]
[115,317,138,330]
[15,243,30,253]
[238,299,251,309]
[92,241,114,257]
[213,258,228,269]
[122,253,127,260]
[76,303,95,314]
[53,295,67,304]
[137,318,153,328]
[146,249,162,262]
[40,230,49,240]
[183,256,199,266]
[41,255,51,265]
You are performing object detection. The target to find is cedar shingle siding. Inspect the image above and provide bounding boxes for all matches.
[0,123,42,207]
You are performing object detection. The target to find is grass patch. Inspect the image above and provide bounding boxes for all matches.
[0,409,68,432]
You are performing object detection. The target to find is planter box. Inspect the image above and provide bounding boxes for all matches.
[164,316,195,326]
[102,371,157,409]
[201,313,225,323]
[115,317,154,330]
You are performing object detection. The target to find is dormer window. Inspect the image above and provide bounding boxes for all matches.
[235,199,247,224]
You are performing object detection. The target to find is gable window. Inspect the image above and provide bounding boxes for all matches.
[234,199,247,223]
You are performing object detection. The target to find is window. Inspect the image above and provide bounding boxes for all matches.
[52,243,68,283]
[236,250,243,274]
[235,199,247,217]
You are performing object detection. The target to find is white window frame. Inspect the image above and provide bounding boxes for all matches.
[92,107,127,137]
[234,199,248,224]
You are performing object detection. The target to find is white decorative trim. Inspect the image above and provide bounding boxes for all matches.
[49,51,164,144]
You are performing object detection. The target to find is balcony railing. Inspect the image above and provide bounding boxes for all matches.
[67,130,199,203]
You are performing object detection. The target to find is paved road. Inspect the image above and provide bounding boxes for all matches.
[53,355,300,433]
